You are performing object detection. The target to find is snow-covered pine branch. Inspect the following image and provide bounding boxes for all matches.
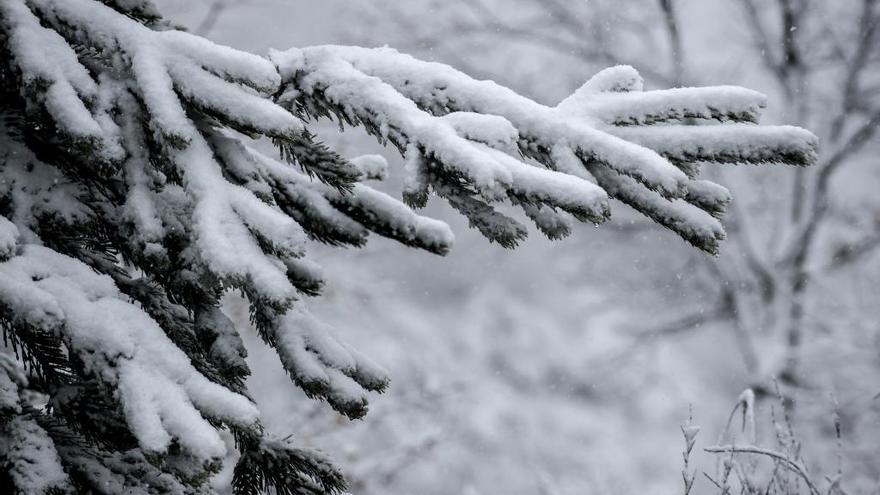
[273,46,817,253]
[0,1,816,493]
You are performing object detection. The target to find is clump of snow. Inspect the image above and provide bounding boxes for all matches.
[350,154,389,180]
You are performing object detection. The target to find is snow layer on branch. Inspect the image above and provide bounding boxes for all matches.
[28,0,303,145]
[273,46,617,245]
[0,246,260,459]
[275,47,514,199]
[60,447,191,495]
[274,307,390,418]
[0,216,19,261]
[166,127,306,303]
[685,179,731,219]
[272,46,817,252]
[239,143,455,256]
[275,45,690,197]
[589,164,726,253]
[440,111,520,151]
[479,144,609,224]
[0,417,70,494]
[0,0,122,160]
[202,136,426,415]
[345,184,456,254]
[350,154,388,180]
[76,66,309,306]
[562,65,645,95]
[561,85,767,125]
[0,123,92,242]
[118,97,166,253]
[0,354,27,414]
[609,124,818,166]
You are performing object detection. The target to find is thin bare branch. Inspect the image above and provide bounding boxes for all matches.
[726,193,776,303]
[658,0,686,84]
[738,0,783,80]
[829,0,879,142]
[194,0,233,36]
[782,106,880,269]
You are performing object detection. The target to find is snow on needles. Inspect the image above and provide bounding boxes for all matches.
[272,45,818,253]
[27,0,302,146]
[0,245,260,459]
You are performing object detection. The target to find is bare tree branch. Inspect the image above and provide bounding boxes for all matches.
[784,106,880,268]
[658,0,686,84]
[829,0,879,142]
[824,229,880,272]
[739,0,783,80]
[194,0,249,36]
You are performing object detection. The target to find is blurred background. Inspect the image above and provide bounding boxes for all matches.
[156,1,880,493]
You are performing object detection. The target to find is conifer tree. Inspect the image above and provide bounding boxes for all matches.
[0,0,817,493]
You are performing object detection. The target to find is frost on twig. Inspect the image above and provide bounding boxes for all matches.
[704,445,821,495]
[696,388,849,495]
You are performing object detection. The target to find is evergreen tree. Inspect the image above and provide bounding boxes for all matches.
[0,0,816,493]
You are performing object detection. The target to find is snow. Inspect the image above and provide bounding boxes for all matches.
[346,184,456,255]
[0,354,27,414]
[681,424,701,452]
[609,124,818,166]
[588,164,726,253]
[402,144,431,207]
[350,154,389,180]
[0,216,19,261]
[271,44,814,255]
[0,0,835,490]
[197,306,249,373]
[0,245,260,459]
[0,0,120,160]
[271,46,817,247]
[562,85,767,125]
[559,65,645,97]
[118,92,167,251]
[0,417,70,494]
[479,143,609,224]
[173,129,304,304]
[62,447,191,495]
[440,111,520,152]
[274,46,515,200]
[684,180,731,218]
[274,307,390,417]
[0,129,90,239]
[245,144,455,256]
[29,0,304,145]
[275,45,691,197]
